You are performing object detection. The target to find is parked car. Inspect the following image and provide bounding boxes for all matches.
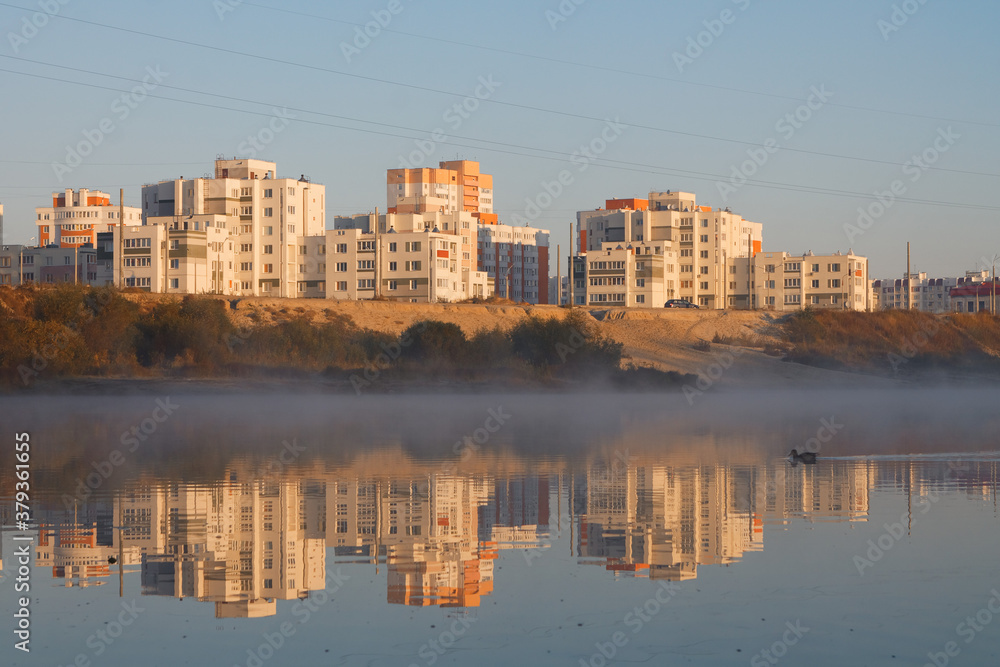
[665,299,700,309]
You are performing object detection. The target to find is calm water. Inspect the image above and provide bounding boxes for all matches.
[1,389,999,666]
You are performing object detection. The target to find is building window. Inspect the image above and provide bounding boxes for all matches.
[389,262,397,271]
[358,279,374,290]
[388,280,397,291]
[170,259,179,269]
[388,242,397,252]
[336,281,347,291]
[264,208,273,217]
[336,262,347,272]
[264,189,272,198]
[410,280,418,290]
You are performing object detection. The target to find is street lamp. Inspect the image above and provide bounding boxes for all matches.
[843,270,852,310]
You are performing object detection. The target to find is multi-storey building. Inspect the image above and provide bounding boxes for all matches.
[477,223,549,303]
[950,280,999,314]
[326,211,490,302]
[141,158,325,297]
[574,242,678,308]
[871,270,991,313]
[110,221,236,293]
[747,250,870,311]
[387,160,493,216]
[575,192,762,308]
[386,161,549,303]
[0,244,100,286]
[35,189,141,248]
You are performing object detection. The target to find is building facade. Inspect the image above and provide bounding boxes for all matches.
[141,158,325,297]
[325,211,490,302]
[477,223,549,303]
[387,160,493,216]
[575,192,762,309]
[748,251,870,311]
[36,189,142,248]
[0,244,99,286]
[871,270,991,313]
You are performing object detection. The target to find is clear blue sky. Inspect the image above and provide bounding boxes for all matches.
[1,0,997,278]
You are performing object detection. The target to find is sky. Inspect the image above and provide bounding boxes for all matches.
[0,0,998,279]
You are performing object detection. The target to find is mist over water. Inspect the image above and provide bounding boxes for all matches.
[1,388,998,666]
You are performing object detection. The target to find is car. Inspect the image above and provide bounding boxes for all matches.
[665,299,700,309]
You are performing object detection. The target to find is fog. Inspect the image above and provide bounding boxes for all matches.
[2,387,997,480]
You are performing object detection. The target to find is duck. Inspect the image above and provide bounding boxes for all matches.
[788,449,817,464]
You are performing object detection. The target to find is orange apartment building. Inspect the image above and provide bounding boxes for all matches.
[36,189,142,248]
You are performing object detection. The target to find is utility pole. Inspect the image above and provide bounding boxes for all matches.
[568,221,574,308]
[556,244,560,306]
[374,207,380,299]
[747,232,752,309]
[118,189,124,290]
[906,241,911,310]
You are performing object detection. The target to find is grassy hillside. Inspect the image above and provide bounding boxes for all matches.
[783,309,1000,376]
[0,285,691,390]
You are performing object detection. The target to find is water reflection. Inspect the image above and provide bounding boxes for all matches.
[14,455,998,618]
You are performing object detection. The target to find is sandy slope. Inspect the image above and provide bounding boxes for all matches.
[163,296,893,389]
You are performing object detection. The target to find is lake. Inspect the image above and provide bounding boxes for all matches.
[1,388,999,666]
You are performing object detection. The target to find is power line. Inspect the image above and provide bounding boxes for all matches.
[0,0,995,167]
[238,0,1000,130]
[2,54,999,183]
[0,64,997,212]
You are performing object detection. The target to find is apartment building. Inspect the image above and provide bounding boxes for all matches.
[35,189,141,248]
[0,244,99,286]
[110,221,236,293]
[572,242,678,308]
[385,161,550,302]
[950,280,999,313]
[477,223,549,303]
[872,270,991,313]
[141,158,325,297]
[575,192,762,308]
[748,250,870,311]
[386,160,493,216]
[326,211,490,302]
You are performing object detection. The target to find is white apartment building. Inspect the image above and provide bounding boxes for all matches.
[477,223,549,303]
[872,270,990,313]
[571,242,677,308]
[36,189,141,248]
[747,250,870,311]
[325,211,491,302]
[141,158,325,297]
[0,244,99,286]
[576,192,762,309]
[110,221,236,294]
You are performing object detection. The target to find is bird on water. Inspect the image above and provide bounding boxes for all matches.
[788,449,817,464]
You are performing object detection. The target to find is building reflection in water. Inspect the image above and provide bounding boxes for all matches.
[24,455,997,616]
